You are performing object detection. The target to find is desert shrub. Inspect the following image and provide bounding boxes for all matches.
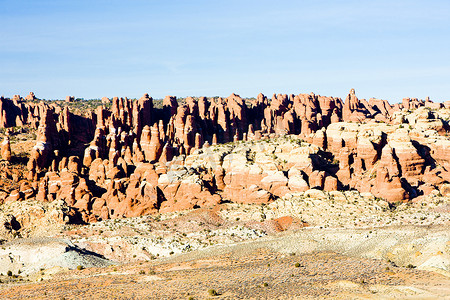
[6,270,12,277]
[76,265,84,270]
[294,263,300,268]
[208,289,218,296]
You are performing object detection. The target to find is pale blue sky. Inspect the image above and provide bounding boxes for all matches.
[1,0,449,102]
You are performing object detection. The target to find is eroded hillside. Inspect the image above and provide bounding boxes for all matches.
[0,90,450,228]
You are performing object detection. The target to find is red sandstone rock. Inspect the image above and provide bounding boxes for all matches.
[1,136,11,161]
[323,176,338,191]
[25,92,36,101]
[147,125,163,162]
[0,89,448,221]
[342,89,372,122]
[65,96,75,103]
[309,170,326,189]
[163,96,178,122]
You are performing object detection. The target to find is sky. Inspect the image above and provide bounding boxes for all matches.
[0,0,449,102]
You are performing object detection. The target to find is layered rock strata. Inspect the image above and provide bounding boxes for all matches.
[0,90,449,222]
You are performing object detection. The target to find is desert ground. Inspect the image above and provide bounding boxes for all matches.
[1,93,450,299]
[0,195,449,299]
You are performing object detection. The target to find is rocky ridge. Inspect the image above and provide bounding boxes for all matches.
[1,90,450,225]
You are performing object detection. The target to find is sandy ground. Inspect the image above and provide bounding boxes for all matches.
[0,225,449,300]
[0,188,448,299]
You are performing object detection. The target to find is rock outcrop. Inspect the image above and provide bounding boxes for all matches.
[0,89,449,222]
[1,135,11,161]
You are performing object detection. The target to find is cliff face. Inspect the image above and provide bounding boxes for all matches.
[1,90,450,222]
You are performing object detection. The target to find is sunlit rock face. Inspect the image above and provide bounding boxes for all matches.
[1,90,449,221]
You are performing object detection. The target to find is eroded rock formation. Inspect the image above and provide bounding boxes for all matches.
[0,89,449,222]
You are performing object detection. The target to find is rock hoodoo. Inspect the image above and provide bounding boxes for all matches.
[0,89,449,222]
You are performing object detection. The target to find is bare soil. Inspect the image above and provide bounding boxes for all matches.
[0,228,449,300]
